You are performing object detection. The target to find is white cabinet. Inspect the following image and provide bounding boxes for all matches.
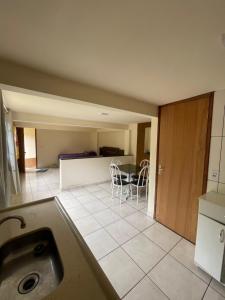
[195,214,225,282]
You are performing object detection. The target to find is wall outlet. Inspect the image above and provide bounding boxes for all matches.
[211,170,219,181]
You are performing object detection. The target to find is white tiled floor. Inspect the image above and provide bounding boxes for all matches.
[12,168,225,300]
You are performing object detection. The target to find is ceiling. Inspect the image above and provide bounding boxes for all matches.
[3,90,151,124]
[0,1,225,104]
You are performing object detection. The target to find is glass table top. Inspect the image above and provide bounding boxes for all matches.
[118,164,141,175]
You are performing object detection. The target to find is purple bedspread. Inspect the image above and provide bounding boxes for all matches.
[58,151,97,160]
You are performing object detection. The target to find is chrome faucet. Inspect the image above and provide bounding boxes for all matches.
[0,215,26,229]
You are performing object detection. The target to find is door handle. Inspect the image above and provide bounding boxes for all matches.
[219,229,225,243]
[158,164,164,175]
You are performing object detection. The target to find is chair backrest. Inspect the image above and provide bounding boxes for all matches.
[137,165,149,186]
[111,159,121,165]
[140,159,150,168]
[109,163,122,185]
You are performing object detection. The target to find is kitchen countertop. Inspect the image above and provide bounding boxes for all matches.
[0,197,119,300]
[199,192,225,224]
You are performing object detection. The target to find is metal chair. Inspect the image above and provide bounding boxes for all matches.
[111,159,121,165]
[109,163,129,204]
[132,159,150,180]
[130,165,149,204]
[110,159,127,180]
[140,159,150,168]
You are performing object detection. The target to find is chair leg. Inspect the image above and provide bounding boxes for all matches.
[137,187,139,205]
[111,183,114,200]
[120,185,123,205]
[131,185,133,200]
[117,185,120,196]
[126,185,129,201]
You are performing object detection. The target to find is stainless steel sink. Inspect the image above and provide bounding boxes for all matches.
[0,228,63,299]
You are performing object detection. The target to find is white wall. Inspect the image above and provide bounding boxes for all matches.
[207,90,225,194]
[36,129,97,168]
[60,155,133,189]
[24,128,36,158]
[128,123,138,163]
[147,117,158,217]
[97,131,125,151]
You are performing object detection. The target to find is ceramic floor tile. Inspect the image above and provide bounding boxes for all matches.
[66,205,90,221]
[218,183,225,194]
[204,287,225,300]
[111,204,137,218]
[210,279,225,298]
[56,191,74,200]
[124,276,168,300]
[93,189,111,199]
[76,193,97,204]
[170,239,211,284]
[122,233,166,273]
[99,196,122,208]
[125,211,155,231]
[127,199,148,210]
[71,188,90,197]
[58,197,81,209]
[98,182,111,191]
[207,180,218,192]
[84,228,118,260]
[148,255,207,300]
[85,184,102,192]
[105,219,139,245]
[93,208,121,226]
[73,215,102,236]
[219,137,225,183]
[144,222,181,252]
[208,137,222,182]
[140,207,148,215]
[83,200,107,213]
[99,248,145,298]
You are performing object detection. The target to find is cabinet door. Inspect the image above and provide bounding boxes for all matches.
[195,214,225,281]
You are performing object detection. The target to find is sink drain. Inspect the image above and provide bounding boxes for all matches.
[18,273,39,294]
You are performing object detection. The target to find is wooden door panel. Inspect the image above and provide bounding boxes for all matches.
[136,122,151,165]
[16,127,25,173]
[156,94,213,243]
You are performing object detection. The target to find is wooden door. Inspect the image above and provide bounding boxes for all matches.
[16,127,25,173]
[155,93,213,243]
[136,122,151,165]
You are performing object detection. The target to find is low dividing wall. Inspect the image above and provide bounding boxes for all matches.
[60,155,133,189]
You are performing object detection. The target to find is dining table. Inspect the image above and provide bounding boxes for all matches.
[117,164,141,200]
[118,163,141,182]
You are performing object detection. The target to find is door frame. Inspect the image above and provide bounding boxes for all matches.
[153,92,214,220]
[35,128,38,169]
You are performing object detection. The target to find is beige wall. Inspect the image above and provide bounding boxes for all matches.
[97,131,125,151]
[24,128,36,159]
[0,58,158,117]
[207,90,225,194]
[36,129,97,168]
